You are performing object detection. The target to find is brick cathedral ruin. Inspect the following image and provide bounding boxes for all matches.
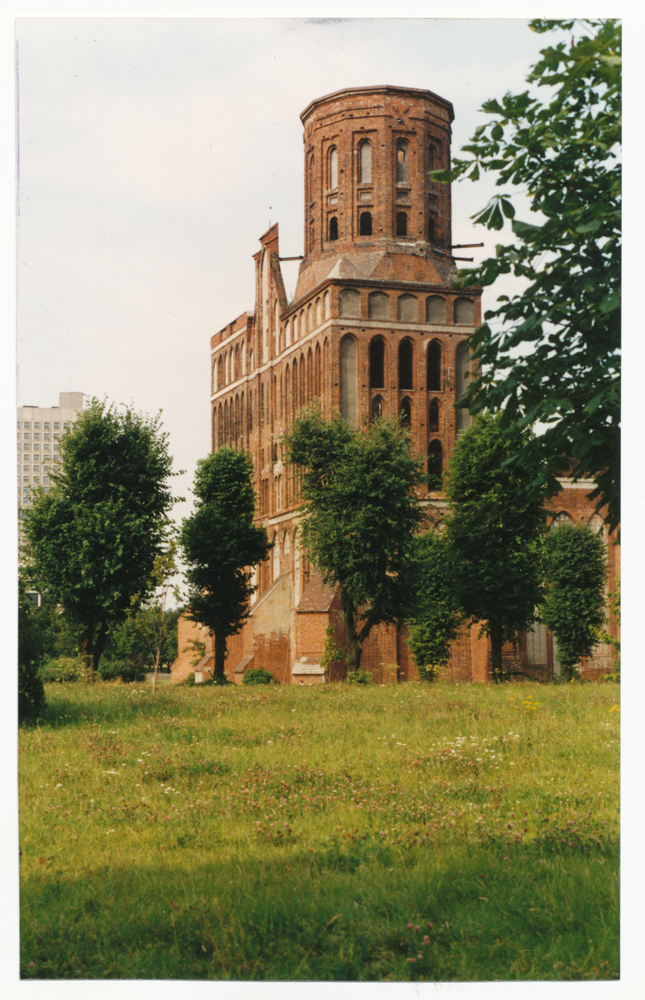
[171,85,619,685]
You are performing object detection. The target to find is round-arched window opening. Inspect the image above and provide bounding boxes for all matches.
[369,336,385,388]
[370,396,383,424]
[400,397,412,428]
[398,338,414,390]
[396,139,409,183]
[359,211,372,236]
[396,212,408,237]
[428,398,440,432]
[427,340,441,391]
[427,439,443,490]
[329,216,338,241]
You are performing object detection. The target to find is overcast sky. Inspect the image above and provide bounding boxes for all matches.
[13,15,554,531]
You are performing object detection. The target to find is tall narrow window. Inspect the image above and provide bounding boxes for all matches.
[371,395,383,423]
[427,340,441,391]
[400,397,412,428]
[428,398,440,432]
[428,217,436,243]
[455,341,472,433]
[359,211,372,236]
[369,336,385,388]
[340,335,358,428]
[428,145,435,175]
[329,216,338,241]
[427,440,443,489]
[396,212,408,237]
[398,339,414,389]
[359,140,372,183]
[396,139,408,183]
[329,146,338,189]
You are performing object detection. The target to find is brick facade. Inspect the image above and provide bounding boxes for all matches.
[171,85,619,686]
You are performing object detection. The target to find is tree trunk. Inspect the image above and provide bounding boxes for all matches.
[213,631,227,683]
[490,623,504,682]
[340,588,363,673]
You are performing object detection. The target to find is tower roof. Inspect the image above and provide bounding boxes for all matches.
[300,84,454,124]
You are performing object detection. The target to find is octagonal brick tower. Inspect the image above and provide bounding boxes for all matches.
[295,84,455,301]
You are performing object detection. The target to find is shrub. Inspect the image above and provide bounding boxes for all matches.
[183,672,196,686]
[40,656,83,683]
[243,668,275,686]
[19,663,46,721]
[346,669,372,685]
[97,658,146,683]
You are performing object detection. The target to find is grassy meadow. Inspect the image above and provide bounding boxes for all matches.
[19,679,620,982]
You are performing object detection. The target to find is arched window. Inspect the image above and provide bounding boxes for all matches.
[427,340,441,391]
[428,397,440,432]
[307,348,313,401]
[398,339,414,389]
[455,341,472,433]
[339,288,361,318]
[359,140,372,183]
[212,406,217,447]
[369,336,385,388]
[426,295,446,324]
[323,291,330,319]
[400,397,412,428]
[369,291,389,320]
[428,145,435,175]
[454,297,475,324]
[371,395,383,423]
[340,335,358,428]
[396,212,408,237]
[259,382,264,428]
[551,511,574,529]
[428,217,436,243]
[329,146,338,189]
[427,440,443,489]
[211,357,217,394]
[398,293,417,323]
[359,211,372,236]
[307,303,312,332]
[315,342,322,398]
[328,216,338,241]
[316,297,321,326]
[396,139,408,183]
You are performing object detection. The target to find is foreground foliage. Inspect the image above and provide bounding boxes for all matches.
[437,19,621,530]
[20,681,619,981]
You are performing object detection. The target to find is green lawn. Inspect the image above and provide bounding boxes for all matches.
[19,679,620,981]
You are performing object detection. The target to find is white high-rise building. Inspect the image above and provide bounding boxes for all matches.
[17,392,84,508]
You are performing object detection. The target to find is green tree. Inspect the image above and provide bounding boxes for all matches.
[444,413,550,681]
[22,399,177,679]
[435,19,621,531]
[283,409,425,674]
[407,529,463,682]
[541,521,607,680]
[180,448,270,683]
[130,537,183,693]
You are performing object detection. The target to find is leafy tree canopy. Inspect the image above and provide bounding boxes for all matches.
[434,19,621,531]
[407,529,464,682]
[180,448,270,681]
[443,413,551,681]
[22,399,177,676]
[541,521,607,679]
[284,409,425,672]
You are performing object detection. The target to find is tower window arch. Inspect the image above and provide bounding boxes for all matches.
[340,335,358,428]
[339,288,361,319]
[359,140,372,183]
[368,291,389,320]
[396,139,409,183]
[455,341,473,433]
[398,293,418,323]
[426,295,446,324]
[369,336,385,388]
[428,397,440,432]
[428,144,435,175]
[370,395,384,423]
[396,212,408,237]
[400,397,412,428]
[427,439,443,489]
[427,340,442,391]
[454,297,475,324]
[359,211,372,236]
[328,216,338,241]
[329,146,338,189]
[398,338,414,390]
[428,217,436,243]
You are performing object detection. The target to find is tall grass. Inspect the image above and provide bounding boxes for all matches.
[19,680,619,981]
